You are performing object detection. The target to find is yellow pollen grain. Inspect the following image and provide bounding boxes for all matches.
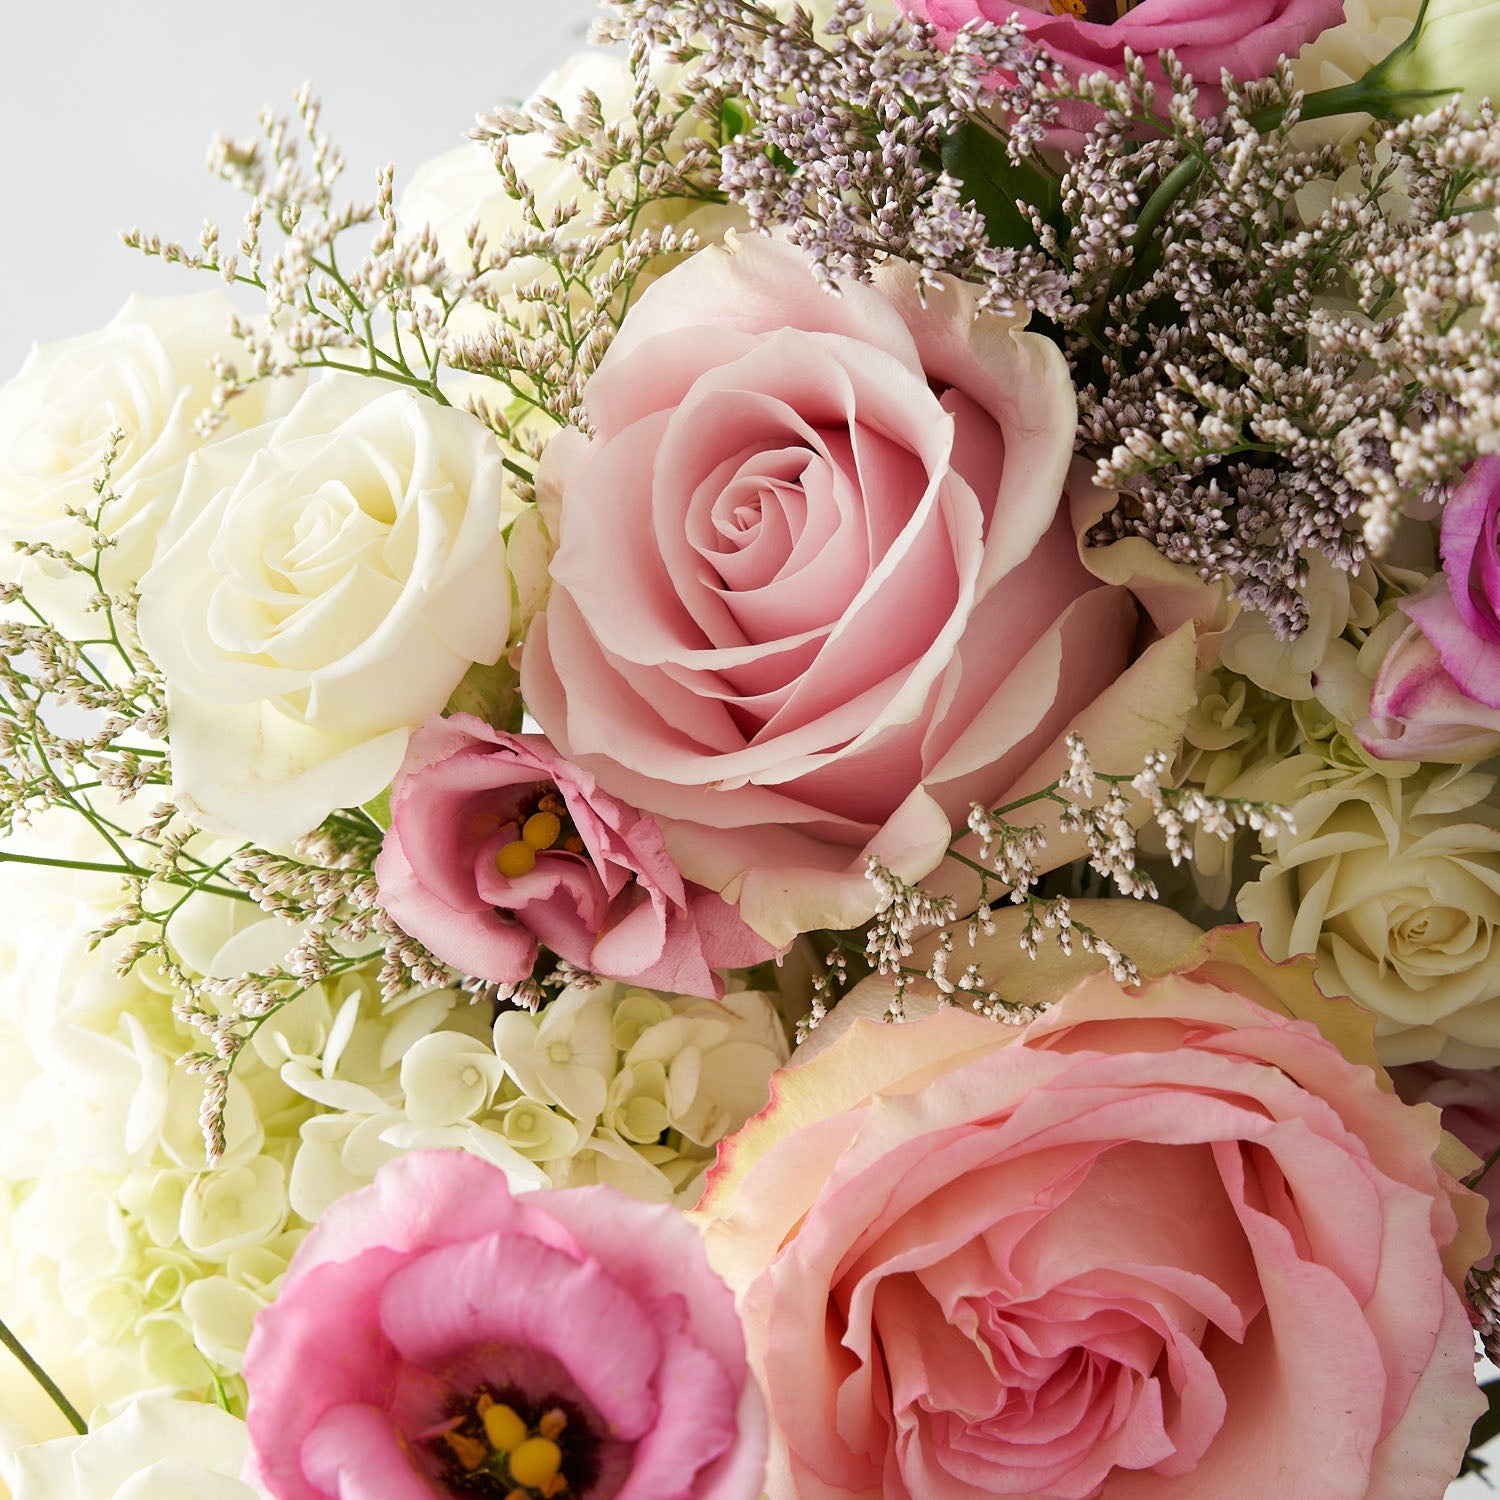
[508,1435,563,1488]
[522,810,562,851]
[495,840,537,879]
[481,1400,528,1454]
[442,1429,490,1472]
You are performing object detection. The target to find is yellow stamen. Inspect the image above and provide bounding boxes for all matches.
[539,1476,568,1499]
[538,1407,568,1442]
[442,1429,490,1472]
[1049,0,1087,13]
[480,1398,529,1454]
[495,840,537,879]
[508,1436,563,1488]
[522,810,562,851]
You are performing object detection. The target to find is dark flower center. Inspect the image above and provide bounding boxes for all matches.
[1047,0,1143,19]
[487,783,585,881]
[427,1384,602,1499]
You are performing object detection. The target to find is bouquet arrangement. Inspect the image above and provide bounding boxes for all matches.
[6,0,1500,1495]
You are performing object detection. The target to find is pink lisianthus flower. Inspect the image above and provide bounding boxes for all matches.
[696,927,1487,1500]
[374,715,774,999]
[901,0,1348,117]
[243,1151,766,1500]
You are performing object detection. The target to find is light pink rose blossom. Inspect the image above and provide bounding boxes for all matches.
[522,234,1198,946]
[243,1150,766,1500]
[696,928,1487,1500]
[899,0,1348,117]
[374,715,773,999]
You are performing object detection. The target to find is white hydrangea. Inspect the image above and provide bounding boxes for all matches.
[277,976,791,1211]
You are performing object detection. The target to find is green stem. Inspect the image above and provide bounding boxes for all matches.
[0,1315,87,1435]
[0,850,252,903]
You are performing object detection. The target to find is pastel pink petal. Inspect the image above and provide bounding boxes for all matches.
[377,1231,664,1439]
[618,1311,741,1500]
[588,239,923,420]
[244,1251,407,1500]
[1404,579,1500,709]
[284,1150,584,1276]
[1438,454,1500,641]
[376,824,537,982]
[300,1404,440,1500]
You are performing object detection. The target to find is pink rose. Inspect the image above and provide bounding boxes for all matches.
[1395,1059,1500,1257]
[1402,457,1500,708]
[374,715,773,998]
[696,928,1486,1500]
[243,1150,766,1500]
[1360,613,1500,763]
[522,234,1198,945]
[901,0,1347,116]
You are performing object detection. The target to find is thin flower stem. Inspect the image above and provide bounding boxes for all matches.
[0,1314,87,1435]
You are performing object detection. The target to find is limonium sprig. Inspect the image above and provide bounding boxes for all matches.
[796,734,1293,1038]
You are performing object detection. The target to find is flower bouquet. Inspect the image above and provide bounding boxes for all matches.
[4,0,1500,1495]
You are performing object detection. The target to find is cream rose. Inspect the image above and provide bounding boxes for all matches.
[136,376,513,844]
[1238,766,1500,1066]
[7,1397,264,1500]
[0,293,292,619]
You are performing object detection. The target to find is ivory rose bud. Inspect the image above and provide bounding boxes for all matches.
[9,1397,265,1500]
[244,1150,766,1500]
[522,233,1198,945]
[898,0,1348,115]
[697,927,1486,1500]
[1238,767,1500,1066]
[137,377,514,845]
[374,716,774,998]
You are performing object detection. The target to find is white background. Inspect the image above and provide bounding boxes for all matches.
[0,2,1493,1493]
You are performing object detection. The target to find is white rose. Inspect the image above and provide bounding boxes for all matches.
[0,293,294,618]
[7,1396,263,1500]
[136,376,514,843]
[1238,766,1500,1066]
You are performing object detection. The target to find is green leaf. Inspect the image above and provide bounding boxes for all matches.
[361,787,393,832]
[940,121,1060,253]
[720,97,754,145]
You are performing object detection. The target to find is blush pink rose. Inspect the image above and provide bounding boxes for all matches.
[374,715,773,999]
[900,0,1348,116]
[243,1150,766,1500]
[696,927,1487,1500]
[521,234,1198,946]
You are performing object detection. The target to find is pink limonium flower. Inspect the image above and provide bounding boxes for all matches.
[374,715,774,999]
[1361,458,1500,761]
[242,1150,767,1500]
